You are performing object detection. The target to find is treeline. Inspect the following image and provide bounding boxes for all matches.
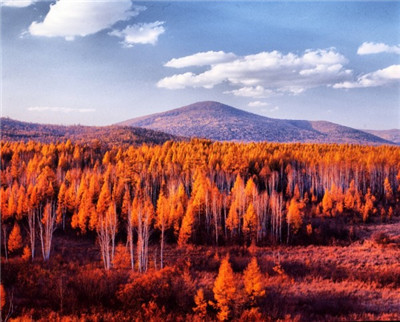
[0,117,179,146]
[1,139,399,270]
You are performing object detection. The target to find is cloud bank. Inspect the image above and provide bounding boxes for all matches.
[333,64,400,89]
[357,42,400,55]
[157,48,352,97]
[27,0,165,46]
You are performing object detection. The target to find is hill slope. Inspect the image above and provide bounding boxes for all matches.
[118,101,392,145]
[0,117,181,146]
[363,129,400,145]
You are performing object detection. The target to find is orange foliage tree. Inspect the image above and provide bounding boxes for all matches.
[213,256,237,320]
[193,288,208,318]
[7,222,23,254]
[243,257,265,303]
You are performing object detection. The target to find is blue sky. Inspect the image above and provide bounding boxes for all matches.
[1,1,399,130]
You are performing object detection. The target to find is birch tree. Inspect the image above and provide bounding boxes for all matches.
[97,202,118,270]
[132,193,154,273]
[38,202,57,261]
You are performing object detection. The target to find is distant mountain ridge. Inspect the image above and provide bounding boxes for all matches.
[0,117,181,146]
[118,101,394,145]
[362,129,400,145]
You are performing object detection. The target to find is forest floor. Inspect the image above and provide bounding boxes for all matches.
[2,218,400,321]
[161,218,400,320]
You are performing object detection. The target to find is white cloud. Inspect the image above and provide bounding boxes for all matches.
[28,107,95,113]
[270,106,279,112]
[157,48,352,97]
[109,21,165,47]
[165,51,237,68]
[357,42,400,55]
[226,86,274,98]
[156,72,200,90]
[248,101,269,107]
[29,0,144,40]
[2,0,36,8]
[333,64,400,89]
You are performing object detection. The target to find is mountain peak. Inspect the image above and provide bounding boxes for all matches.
[161,101,254,118]
[179,101,237,111]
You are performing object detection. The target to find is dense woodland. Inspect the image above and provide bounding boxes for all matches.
[1,139,400,320]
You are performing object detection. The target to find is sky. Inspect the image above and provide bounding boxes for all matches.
[1,0,399,130]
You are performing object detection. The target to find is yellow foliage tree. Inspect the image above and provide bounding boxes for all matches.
[244,178,257,205]
[56,182,67,228]
[193,288,207,318]
[156,190,171,268]
[383,177,393,204]
[322,190,333,216]
[22,245,31,261]
[286,197,304,244]
[8,222,23,253]
[97,180,111,215]
[226,200,239,236]
[243,203,257,242]
[178,203,195,247]
[344,180,355,210]
[16,186,28,220]
[287,198,303,233]
[362,188,376,223]
[388,206,393,220]
[243,257,265,303]
[213,256,236,321]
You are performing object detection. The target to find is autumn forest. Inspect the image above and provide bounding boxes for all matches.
[1,139,400,320]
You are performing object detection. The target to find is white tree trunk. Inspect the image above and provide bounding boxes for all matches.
[38,203,57,261]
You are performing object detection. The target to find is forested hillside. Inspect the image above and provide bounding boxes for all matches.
[0,117,181,146]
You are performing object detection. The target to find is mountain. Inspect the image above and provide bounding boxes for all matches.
[362,129,400,145]
[118,101,393,145]
[0,117,181,146]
